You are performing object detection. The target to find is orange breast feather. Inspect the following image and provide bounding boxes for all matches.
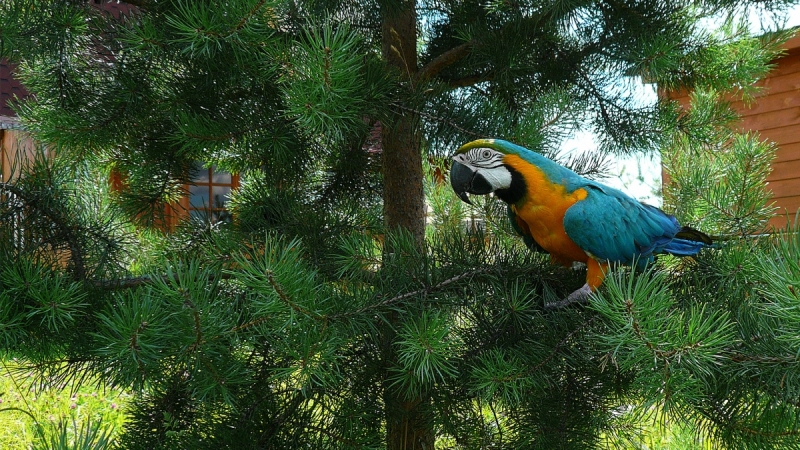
[504,154,589,266]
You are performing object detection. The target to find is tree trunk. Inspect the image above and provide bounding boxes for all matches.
[380,2,434,449]
[384,394,435,450]
[381,113,424,247]
[381,0,425,248]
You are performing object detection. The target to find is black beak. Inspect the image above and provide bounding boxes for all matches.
[450,160,474,205]
[450,160,496,204]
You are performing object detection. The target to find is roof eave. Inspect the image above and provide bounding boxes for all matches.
[0,115,21,130]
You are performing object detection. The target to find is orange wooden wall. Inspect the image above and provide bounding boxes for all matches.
[736,34,800,224]
[0,125,38,183]
[667,33,800,228]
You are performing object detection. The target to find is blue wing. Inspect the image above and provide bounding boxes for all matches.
[562,184,702,269]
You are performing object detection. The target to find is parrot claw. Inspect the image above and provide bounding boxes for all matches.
[544,284,592,311]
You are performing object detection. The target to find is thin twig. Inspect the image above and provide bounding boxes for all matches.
[232,0,266,35]
[625,298,701,360]
[335,268,488,318]
[266,270,326,321]
[489,317,597,384]
[390,102,486,139]
[1,182,86,279]
[529,317,597,373]
[91,272,234,289]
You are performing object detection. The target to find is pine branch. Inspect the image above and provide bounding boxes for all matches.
[333,268,488,318]
[729,353,800,364]
[730,424,800,439]
[445,72,494,89]
[128,321,148,376]
[265,269,325,321]
[417,41,474,82]
[234,0,266,34]
[303,423,362,446]
[483,317,597,385]
[92,272,234,289]
[625,298,701,360]
[239,389,308,443]
[182,297,204,353]
[229,316,270,333]
[528,317,597,372]
[390,102,486,139]
[118,0,152,9]
[1,181,86,279]
[187,0,266,39]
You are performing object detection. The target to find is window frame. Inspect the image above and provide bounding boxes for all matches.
[179,164,240,225]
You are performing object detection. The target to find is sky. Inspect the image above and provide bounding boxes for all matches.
[561,6,800,206]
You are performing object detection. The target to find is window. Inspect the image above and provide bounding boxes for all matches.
[187,163,239,224]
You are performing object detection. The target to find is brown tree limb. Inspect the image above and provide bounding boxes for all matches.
[417,41,475,82]
[118,0,152,9]
[445,72,494,89]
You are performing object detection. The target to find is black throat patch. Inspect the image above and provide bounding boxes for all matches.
[493,165,526,204]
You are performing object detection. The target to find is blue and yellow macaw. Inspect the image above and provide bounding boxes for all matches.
[449,139,712,308]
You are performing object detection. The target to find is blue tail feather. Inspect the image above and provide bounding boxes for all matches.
[663,238,709,256]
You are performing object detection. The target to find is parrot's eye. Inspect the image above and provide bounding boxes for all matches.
[481,150,492,159]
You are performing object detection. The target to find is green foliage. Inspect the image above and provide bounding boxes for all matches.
[390,310,460,398]
[663,89,778,236]
[1,258,88,335]
[2,0,800,448]
[591,267,735,410]
[32,418,116,450]
[279,23,384,143]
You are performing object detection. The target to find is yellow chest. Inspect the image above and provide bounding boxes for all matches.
[505,155,589,263]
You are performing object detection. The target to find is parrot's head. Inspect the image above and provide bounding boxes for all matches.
[450,139,525,205]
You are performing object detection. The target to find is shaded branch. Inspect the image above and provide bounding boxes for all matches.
[92,272,234,289]
[528,317,596,372]
[333,268,489,318]
[390,102,486,139]
[488,317,597,384]
[445,72,494,89]
[417,41,474,81]
[119,0,152,8]
[1,181,86,279]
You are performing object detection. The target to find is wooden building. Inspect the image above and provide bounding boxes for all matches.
[0,0,239,229]
[739,32,800,225]
[667,31,800,228]
[0,72,238,229]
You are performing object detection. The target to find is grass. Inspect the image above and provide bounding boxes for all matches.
[600,405,718,450]
[1,354,714,449]
[627,418,716,450]
[0,357,130,449]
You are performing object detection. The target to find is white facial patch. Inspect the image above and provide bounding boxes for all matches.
[477,167,512,190]
[459,147,512,190]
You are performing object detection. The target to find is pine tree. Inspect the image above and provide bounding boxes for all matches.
[2,0,800,449]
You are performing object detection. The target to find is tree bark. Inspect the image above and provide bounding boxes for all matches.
[380,2,434,449]
[381,0,425,249]
[381,113,424,247]
[384,394,435,450]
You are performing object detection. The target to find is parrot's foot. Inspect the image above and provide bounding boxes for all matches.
[544,284,592,311]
